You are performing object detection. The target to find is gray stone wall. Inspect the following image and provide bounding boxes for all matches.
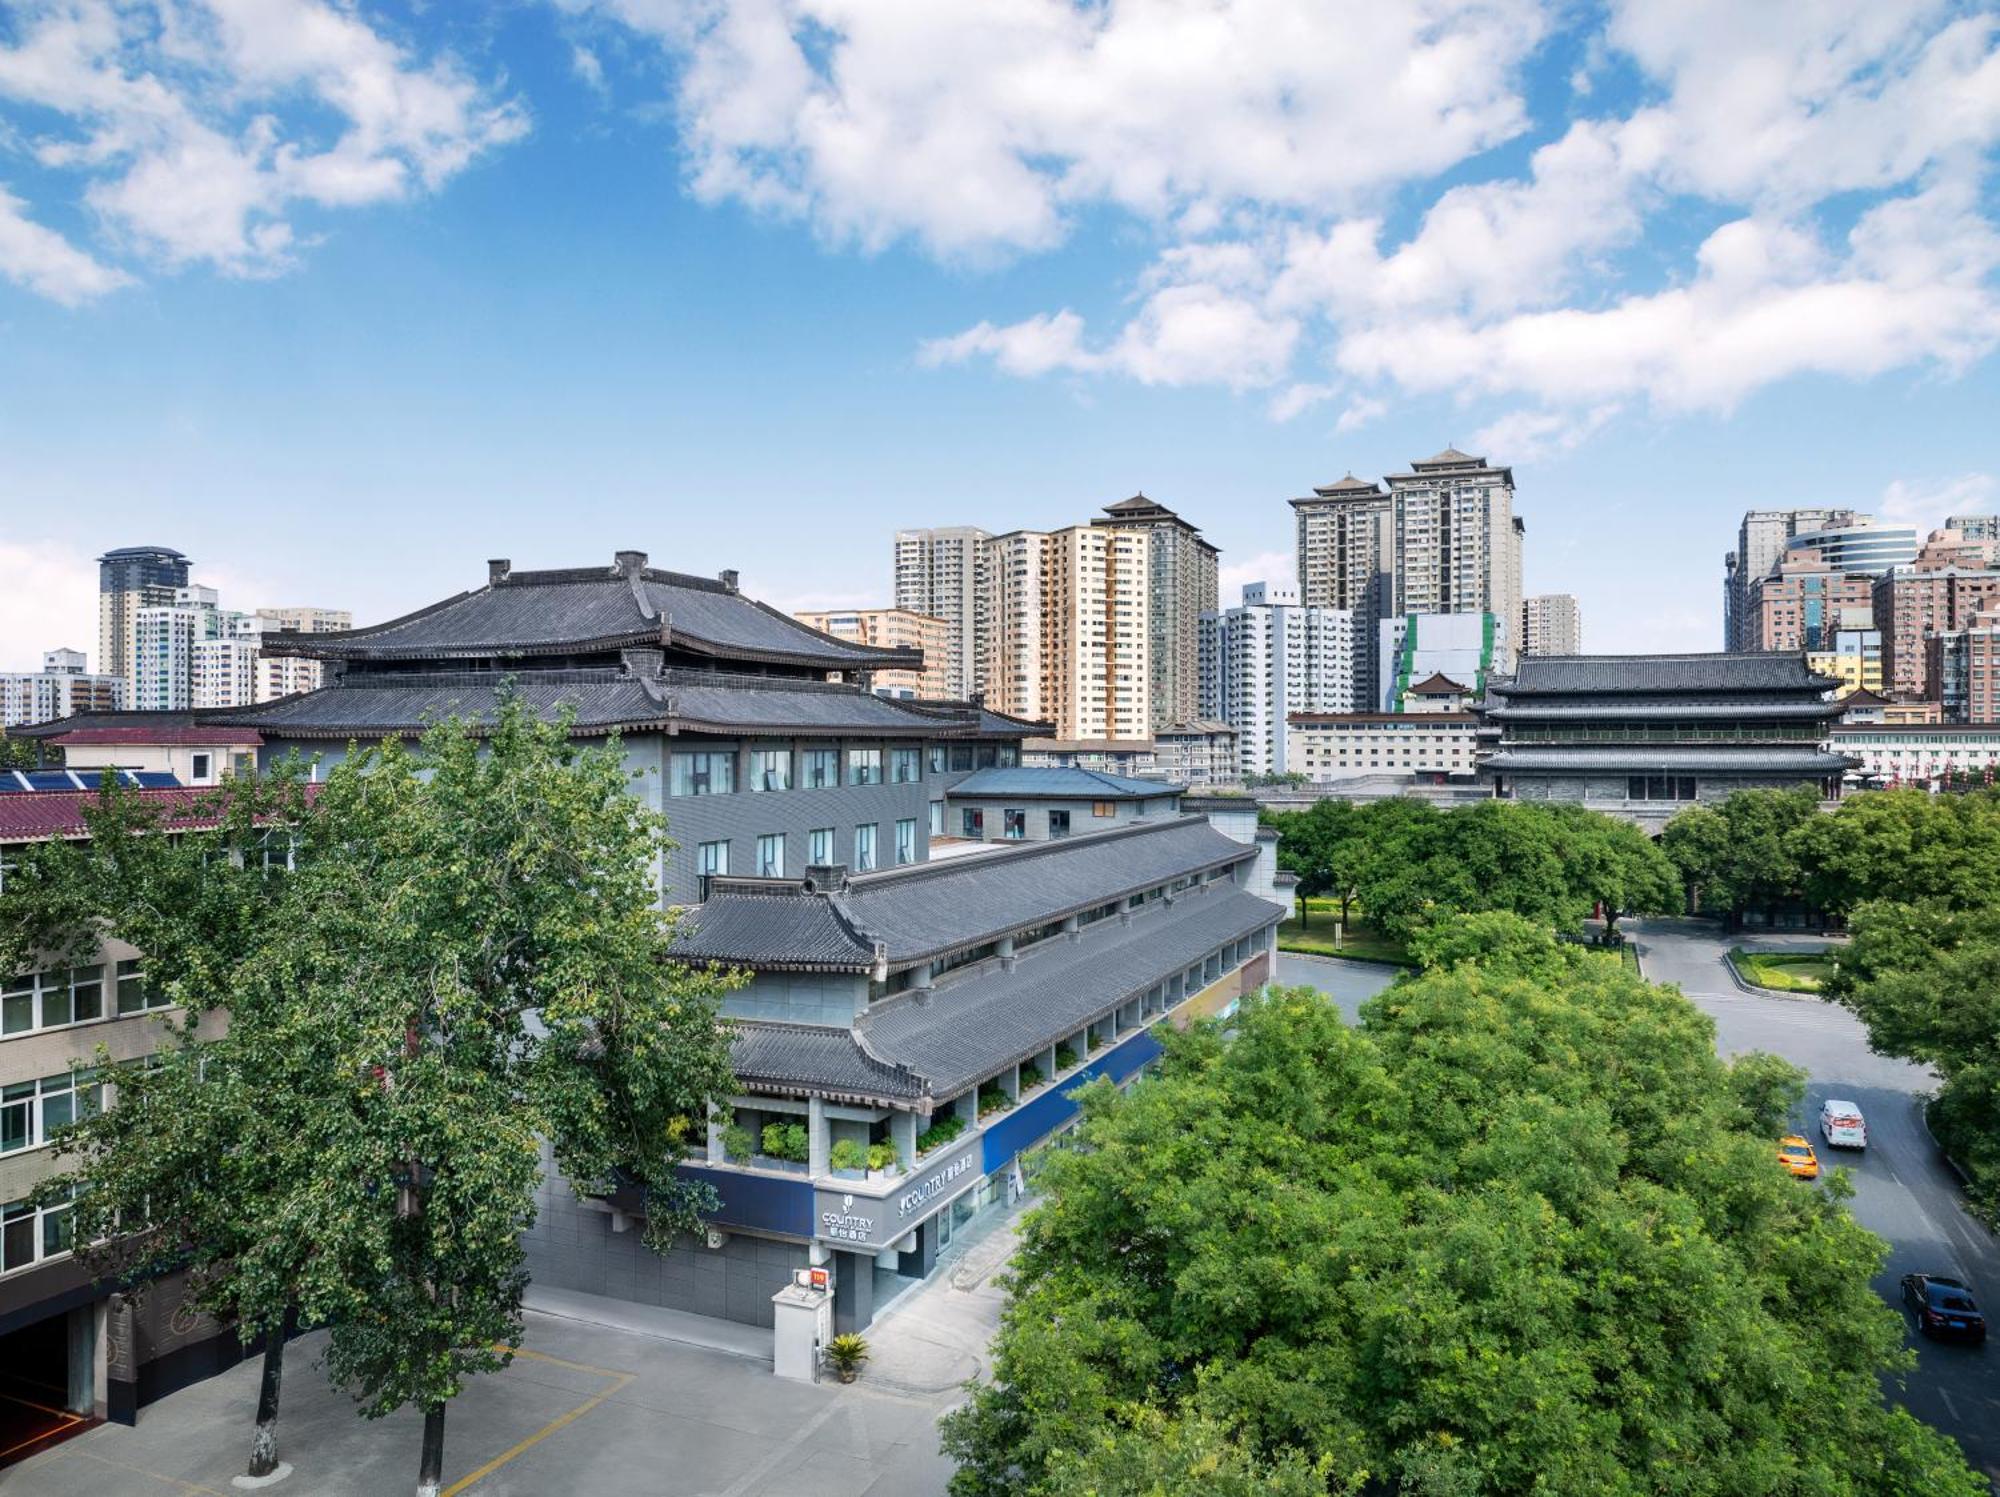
[525,1157,807,1328]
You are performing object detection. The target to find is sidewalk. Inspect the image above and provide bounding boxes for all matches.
[523,1283,772,1364]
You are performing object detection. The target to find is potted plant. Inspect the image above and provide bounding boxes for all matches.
[824,1332,869,1384]
[977,1083,1013,1117]
[829,1138,868,1178]
[865,1141,901,1178]
[914,1112,965,1156]
[721,1124,753,1163]
[761,1121,809,1165]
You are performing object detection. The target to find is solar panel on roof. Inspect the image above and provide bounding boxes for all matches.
[131,771,181,788]
[26,770,79,791]
[0,768,183,794]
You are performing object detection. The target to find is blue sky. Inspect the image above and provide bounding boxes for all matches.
[2,0,1997,669]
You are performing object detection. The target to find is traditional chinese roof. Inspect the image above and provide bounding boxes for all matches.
[944,766,1181,802]
[1484,699,1838,722]
[1292,474,1386,505]
[0,783,315,844]
[1480,747,1855,774]
[1488,653,1842,697]
[726,879,1282,1107]
[675,816,1255,973]
[1416,446,1480,467]
[261,553,919,672]
[53,725,264,747]
[1406,672,1469,695]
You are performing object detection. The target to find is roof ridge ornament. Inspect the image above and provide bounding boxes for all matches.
[629,569,657,622]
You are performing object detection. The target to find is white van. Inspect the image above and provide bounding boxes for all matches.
[1819,1100,1866,1150]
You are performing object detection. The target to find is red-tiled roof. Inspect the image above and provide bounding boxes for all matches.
[0,784,308,843]
[53,726,264,747]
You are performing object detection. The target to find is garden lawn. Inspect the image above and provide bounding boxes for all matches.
[1278,902,1413,966]
[1731,948,1838,993]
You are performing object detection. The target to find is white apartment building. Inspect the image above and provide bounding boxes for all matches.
[1288,712,1481,780]
[0,650,124,728]
[192,637,260,709]
[1520,594,1582,656]
[892,527,991,701]
[1199,583,1361,779]
[132,587,222,712]
[1387,448,1523,646]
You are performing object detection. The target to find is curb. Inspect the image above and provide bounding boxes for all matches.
[1721,951,1823,1002]
[1275,944,1409,969]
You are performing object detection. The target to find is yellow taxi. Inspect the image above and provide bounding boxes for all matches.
[1778,1135,1821,1180]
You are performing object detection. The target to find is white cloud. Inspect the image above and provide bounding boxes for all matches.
[567,0,2000,444]
[1471,404,1618,463]
[0,183,130,303]
[1217,549,1296,606]
[0,538,98,673]
[0,0,526,289]
[1334,396,1386,434]
[1878,472,1998,532]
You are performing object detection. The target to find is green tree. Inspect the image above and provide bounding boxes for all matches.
[1660,787,1819,918]
[247,698,739,1497]
[1265,799,1369,926]
[1793,789,2000,915]
[942,919,1982,1496]
[1545,803,1679,936]
[1829,899,2000,1222]
[3,768,320,1482]
[1725,1050,1808,1136]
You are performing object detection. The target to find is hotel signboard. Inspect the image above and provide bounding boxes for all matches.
[812,1130,984,1250]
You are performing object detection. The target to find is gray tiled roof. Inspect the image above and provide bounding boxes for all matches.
[1486,699,1840,721]
[673,815,1255,970]
[727,881,1283,1105]
[226,669,979,740]
[1492,653,1839,696]
[944,766,1181,801]
[266,563,915,670]
[1482,747,1855,773]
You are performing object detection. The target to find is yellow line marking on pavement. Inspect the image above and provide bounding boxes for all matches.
[61,1447,229,1494]
[440,1346,634,1497]
[0,1412,83,1462]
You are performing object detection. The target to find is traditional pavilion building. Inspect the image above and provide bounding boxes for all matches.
[1477,653,1854,828]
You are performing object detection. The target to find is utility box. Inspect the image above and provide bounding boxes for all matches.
[771,1281,833,1382]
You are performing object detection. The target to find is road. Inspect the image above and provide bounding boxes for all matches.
[1278,933,2000,1487]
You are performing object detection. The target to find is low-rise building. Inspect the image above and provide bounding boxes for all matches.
[1151,720,1239,787]
[942,766,1181,843]
[1478,654,1853,827]
[49,725,262,787]
[1019,738,1158,777]
[0,652,124,730]
[1831,723,2000,785]
[1288,712,1479,780]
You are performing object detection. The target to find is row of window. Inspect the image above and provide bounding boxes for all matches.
[1,1187,76,1276]
[1,1068,102,1156]
[667,741,1018,798]
[1629,776,1699,802]
[697,818,923,879]
[3,961,161,1037]
[959,801,1119,840]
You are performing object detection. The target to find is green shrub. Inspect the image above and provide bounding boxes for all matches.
[1054,1044,1079,1071]
[916,1113,966,1154]
[829,1138,868,1171]
[978,1083,1013,1115]
[1018,1062,1044,1090]
[1087,1031,1103,1052]
[721,1124,753,1162]
[761,1121,809,1162]
[866,1141,901,1172]
[825,1332,869,1381]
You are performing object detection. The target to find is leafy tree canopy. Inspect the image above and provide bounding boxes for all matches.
[942,918,1980,1497]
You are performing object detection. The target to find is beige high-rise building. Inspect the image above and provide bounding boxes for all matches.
[1387,449,1522,659]
[1090,494,1218,729]
[256,606,353,635]
[792,607,951,699]
[1291,475,1394,705]
[1520,594,1582,656]
[892,527,991,700]
[250,607,352,701]
[987,526,1151,742]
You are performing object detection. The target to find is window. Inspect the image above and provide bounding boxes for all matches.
[1092,801,1117,818]
[961,808,984,838]
[895,818,917,865]
[928,800,944,836]
[949,744,975,771]
[669,751,736,797]
[756,834,785,878]
[748,748,791,792]
[1003,809,1026,840]
[809,827,835,865]
[802,749,839,789]
[854,824,877,872]
[2,1070,100,1157]
[1048,809,1071,838]
[697,840,729,878]
[1627,775,1697,801]
[2,1187,76,1275]
[849,748,883,786]
[928,743,947,773]
[891,747,921,784]
[114,959,167,1015]
[191,752,212,781]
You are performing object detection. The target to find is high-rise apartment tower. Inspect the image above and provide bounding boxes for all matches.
[1091,494,1218,730]
[1385,449,1522,663]
[1291,475,1393,706]
[97,545,190,688]
[1520,594,1582,656]
[892,527,992,700]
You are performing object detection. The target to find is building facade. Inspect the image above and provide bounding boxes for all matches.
[1747,555,1877,652]
[1199,583,1360,779]
[1520,594,1581,656]
[1288,712,1479,780]
[1930,607,2000,724]
[96,546,190,691]
[1152,721,1240,788]
[1873,564,2000,700]
[1378,611,1505,711]
[1090,495,1219,730]
[1019,739,1158,777]
[987,526,1151,743]
[1386,448,1522,649]
[792,608,952,699]
[1479,654,1852,829]
[1831,723,2000,784]
[892,527,991,701]
[1724,509,1860,651]
[1290,475,1394,707]
[942,767,1182,843]
[0,652,123,729]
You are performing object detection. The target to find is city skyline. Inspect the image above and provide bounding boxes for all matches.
[4,3,1999,669]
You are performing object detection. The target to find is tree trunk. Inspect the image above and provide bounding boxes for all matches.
[1297,892,1308,928]
[416,1403,445,1497]
[245,1312,289,1478]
